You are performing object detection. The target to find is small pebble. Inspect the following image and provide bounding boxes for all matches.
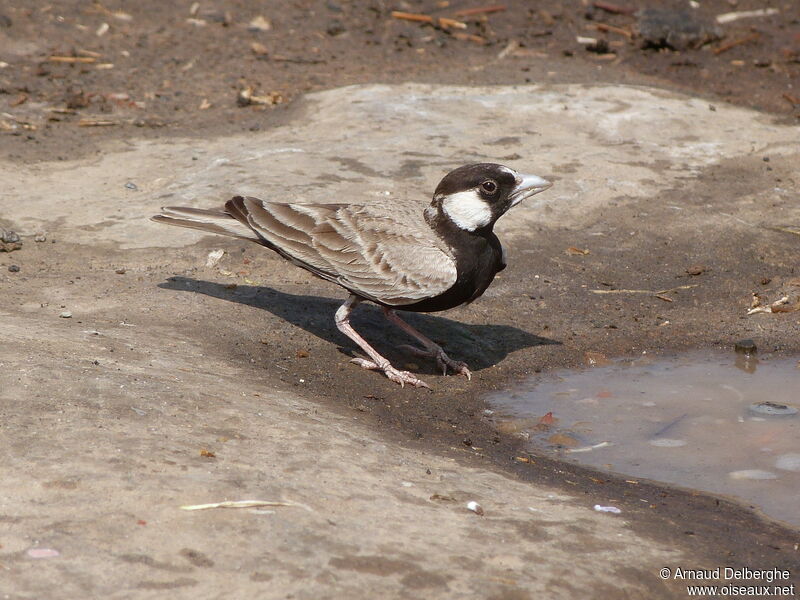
[685,264,706,276]
[648,438,687,447]
[594,505,621,514]
[637,7,722,51]
[8,264,20,272]
[734,339,757,355]
[0,228,20,243]
[326,20,345,36]
[124,182,138,190]
[248,15,271,31]
[34,233,46,242]
[115,268,126,274]
[206,248,225,268]
[466,501,484,516]
[748,401,798,417]
[60,311,72,318]
[547,433,580,447]
[27,548,60,559]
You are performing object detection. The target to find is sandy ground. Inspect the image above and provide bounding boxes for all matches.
[2,81,799,597]
[3,1,800,596]
[2,0,799,164]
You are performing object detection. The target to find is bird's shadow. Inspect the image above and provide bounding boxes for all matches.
[159,276,559,373]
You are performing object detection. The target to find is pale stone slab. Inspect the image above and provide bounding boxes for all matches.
[2,83,797,249]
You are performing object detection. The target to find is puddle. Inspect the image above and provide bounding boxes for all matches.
[487,352,800,528]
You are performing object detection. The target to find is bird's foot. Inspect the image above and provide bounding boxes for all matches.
[398,345,472,380]
[350,358,431,389]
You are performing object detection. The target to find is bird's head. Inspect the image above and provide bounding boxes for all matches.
[427,163,551,232]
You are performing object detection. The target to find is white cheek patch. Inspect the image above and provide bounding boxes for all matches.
[442,190,493,231]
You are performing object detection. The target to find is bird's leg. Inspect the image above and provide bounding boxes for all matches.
[382,308,471,380]
[334,295,430,389]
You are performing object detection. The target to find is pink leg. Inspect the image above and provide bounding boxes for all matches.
[334,295,430,389]
[382,308,472,380]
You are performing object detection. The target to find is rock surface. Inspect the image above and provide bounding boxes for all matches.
[1,84,798,597]
[2,84,797,249]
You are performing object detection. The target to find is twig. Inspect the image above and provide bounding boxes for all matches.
[453,5,507,17]
[782,93,800,107]
[766,225,800,237]
[48,56,97,63]
[747,296,794,315]
[438,17,467,30]
[592,1,636,16]
[590,284,699,295]
[271,55,326,64]
[390,11,467,29]
[497,40,523,59]
[78,119,117,127]
[591,22,633,39]
[180,499,311,511]
[451,32,486,44]
[713,33,760,56]
[391,11,433,24]
[565,441,612,453]
[716,8,779,25]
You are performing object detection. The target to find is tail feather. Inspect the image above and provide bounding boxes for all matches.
[151,204,258,241]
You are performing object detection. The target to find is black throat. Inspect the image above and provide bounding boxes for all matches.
[398,206,505,313]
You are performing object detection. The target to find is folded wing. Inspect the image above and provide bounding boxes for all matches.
[227,196,457,306]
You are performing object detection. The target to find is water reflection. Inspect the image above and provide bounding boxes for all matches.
[487,352,800,528]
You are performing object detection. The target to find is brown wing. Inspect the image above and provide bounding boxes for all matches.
[227,196,457,305]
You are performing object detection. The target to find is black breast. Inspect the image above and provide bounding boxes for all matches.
[396,221,505,313]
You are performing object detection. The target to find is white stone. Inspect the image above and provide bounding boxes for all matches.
[728,470,779,480]
[775,454,800,472]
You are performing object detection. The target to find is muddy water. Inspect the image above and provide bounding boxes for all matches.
[487,352,800,528]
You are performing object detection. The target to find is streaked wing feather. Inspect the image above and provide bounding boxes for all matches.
[313,204,456,305]
[224,197,457,305]
[241,198,335,276]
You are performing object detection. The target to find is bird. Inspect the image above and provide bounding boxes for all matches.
[152,163,552,388]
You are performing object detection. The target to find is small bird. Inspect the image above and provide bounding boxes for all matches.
[153,163,551,387]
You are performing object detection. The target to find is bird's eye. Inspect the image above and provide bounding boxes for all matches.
[481,180,497,194]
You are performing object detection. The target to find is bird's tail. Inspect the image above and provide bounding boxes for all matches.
[151,205,258,241]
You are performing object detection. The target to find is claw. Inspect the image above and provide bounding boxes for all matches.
[350,357,430,388]
[399,344,471,380]
[336,296,432,389]
[350,357,380,370]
